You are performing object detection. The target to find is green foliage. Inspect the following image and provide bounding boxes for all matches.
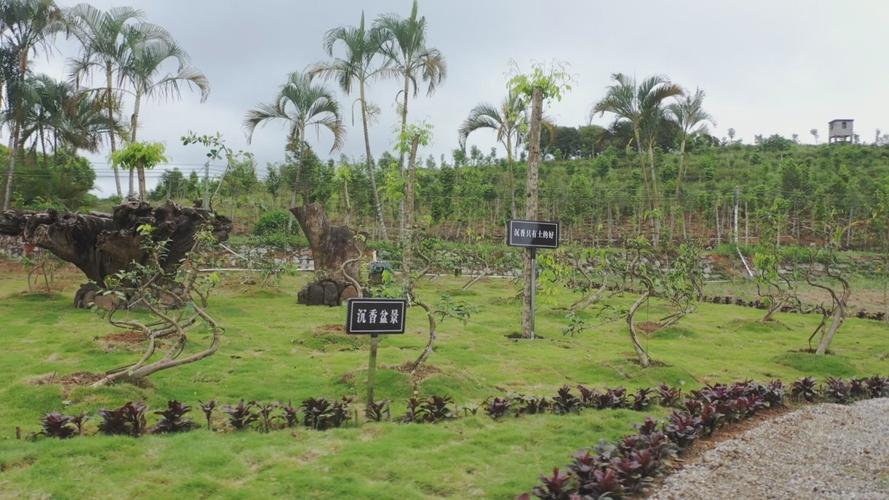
[111,142,167,172]
[6,150,95,209]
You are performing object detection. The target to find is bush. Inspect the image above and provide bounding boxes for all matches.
[254,210,295,236]
[98,401,147,437]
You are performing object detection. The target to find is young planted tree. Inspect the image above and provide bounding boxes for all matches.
[804,226,851,355]
[310,12,390,240]
[621,238,656,367]
[508,63,571,339]
[458,92,527,217]
[398,122,432,295]
[659,241,704,328]
[752,213,801,322]
[111,141,166,201]
[375,0,446,240]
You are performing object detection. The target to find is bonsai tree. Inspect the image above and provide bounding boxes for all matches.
[659,241,704,328]
[804,225,851,355]
[92,224,224,386]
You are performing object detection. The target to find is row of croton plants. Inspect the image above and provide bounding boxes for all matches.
[519,375,889,499]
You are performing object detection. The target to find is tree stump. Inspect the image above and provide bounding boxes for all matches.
[290,203,364,306]
[0,200,231,308]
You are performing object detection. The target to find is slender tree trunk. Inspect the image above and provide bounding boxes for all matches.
[627,289,652,367]
[129,90,142,198]
[3,131,18,210]
[522,89,543,339]
[402,134,420,293]
[360,80,388,240]
[506,134,516,218]
[648,142,660,246]
[106,63,122,197]
[675,137,687,197]
[397,74,410,243]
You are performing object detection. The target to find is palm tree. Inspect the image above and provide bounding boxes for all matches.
[458,93,526,217]
[593,73,683,245]
[375,0,446,237]
[119,37,209,197]
[66,3,169,197]
[244,71,344,211]
[309,12,389,239]
[16,74,114,159]
[667,88,713,197]
[1,0,63,210]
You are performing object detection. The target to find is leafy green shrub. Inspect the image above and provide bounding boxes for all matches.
[254,210,294,236]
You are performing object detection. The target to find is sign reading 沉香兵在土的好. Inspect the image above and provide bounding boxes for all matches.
[346,298,407,334]
[507,219,560,249]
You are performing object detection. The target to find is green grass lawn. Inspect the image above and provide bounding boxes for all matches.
[0,263,887,499]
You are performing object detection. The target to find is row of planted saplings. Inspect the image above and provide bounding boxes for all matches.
[32,375,889,440]
[521,374,889,500]
[31,384,692,440]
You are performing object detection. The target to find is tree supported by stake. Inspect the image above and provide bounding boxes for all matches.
[0,200,232,307]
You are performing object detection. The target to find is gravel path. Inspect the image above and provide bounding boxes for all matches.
[651,398,889,500]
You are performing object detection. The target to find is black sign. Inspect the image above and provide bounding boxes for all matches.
[346,298,407,334]
[507,219,560,249]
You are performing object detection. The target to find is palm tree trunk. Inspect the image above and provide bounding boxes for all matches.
[129,90,142,198]
[522,89,543,340]
[403,134,420,293]
[106,63,122,198]
[397,74,410,244]
[3,132,17,211]
[675,137,687,197]
[360,80,388,240]
[506,133,516,218]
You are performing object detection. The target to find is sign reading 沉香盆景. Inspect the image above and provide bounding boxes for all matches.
[346,298,407,334]
[507,219,560,249]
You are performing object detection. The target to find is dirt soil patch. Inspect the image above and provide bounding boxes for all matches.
[391,361,441,381]
[637,321,662,334]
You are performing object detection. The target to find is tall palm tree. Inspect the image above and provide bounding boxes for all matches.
[66,3,169,197]
[119,37,209,197]
[593,73,683,245]
[1,0,63,210]
[458,93,526,217]
[244,71,344,211]
[667,88,713,197]
[375,0,446,237]
[309,12,389,238]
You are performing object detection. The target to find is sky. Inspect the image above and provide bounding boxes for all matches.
[19,0,889,196]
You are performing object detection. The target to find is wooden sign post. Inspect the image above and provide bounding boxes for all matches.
[507,219,560,339]
[345,298,407,407]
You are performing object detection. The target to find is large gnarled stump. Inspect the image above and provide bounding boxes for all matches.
[290,202,363,306]
[0,200,231,308]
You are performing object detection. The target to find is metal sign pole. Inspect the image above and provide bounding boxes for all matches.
[530,247,536,340]
[367,333,379,407]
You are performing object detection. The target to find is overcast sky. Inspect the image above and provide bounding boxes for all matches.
[22,0,889,196]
